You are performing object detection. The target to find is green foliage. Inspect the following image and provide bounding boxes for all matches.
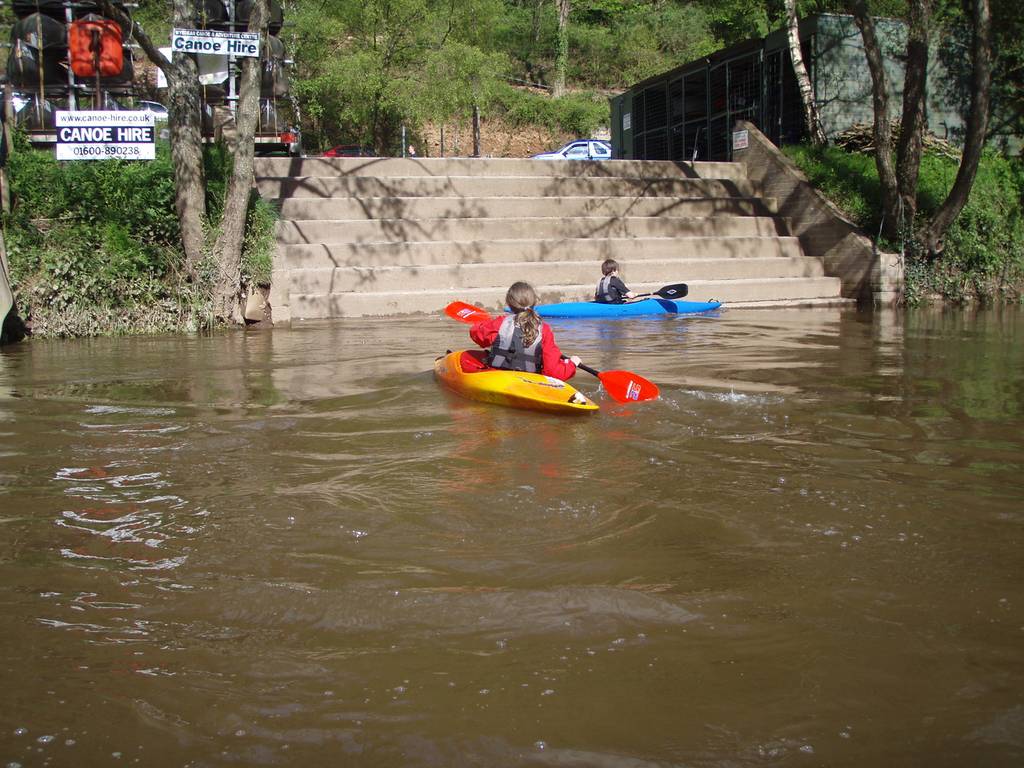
[290,0,843,149]
[936,0,1024,153]
[6,133,180,275]
[278,0,1017,158]
[916,153,1024,281]
[5,215,200,337]
[291,0,512,152]
[784,143,1024,304]
[784,143,888,243]
[4,136,275,336]
[242,195,278,287]
[411,43,511,124]
[569,2,719,88]
[989,0,1024,147]
[490,2,557,87]
[490,84,608,135]
[202,141,277,287]
[702,0,770,47]
[130,0,173,44]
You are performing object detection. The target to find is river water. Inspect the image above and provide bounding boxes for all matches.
[0,306,1022,767]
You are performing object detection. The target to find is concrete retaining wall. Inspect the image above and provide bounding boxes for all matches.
[731,120,903,305]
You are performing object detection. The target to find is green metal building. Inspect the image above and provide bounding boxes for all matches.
[611,13,965,161]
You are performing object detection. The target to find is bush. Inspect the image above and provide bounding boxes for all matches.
[8,133,180,247]
[489,84,608,136]
[784,143,1024,304]
[4,134,277,336]
[783,143,887,244]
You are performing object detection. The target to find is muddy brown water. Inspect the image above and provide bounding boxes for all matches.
[0,306,1022,767]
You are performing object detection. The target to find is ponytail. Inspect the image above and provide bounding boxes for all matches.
[505,281,542,346]
[516,307,542,347]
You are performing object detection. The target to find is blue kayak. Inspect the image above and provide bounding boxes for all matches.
[535,298,722,318]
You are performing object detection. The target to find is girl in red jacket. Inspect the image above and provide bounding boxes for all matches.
[464,282,582,381]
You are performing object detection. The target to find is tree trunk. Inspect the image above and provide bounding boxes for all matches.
[167,70,208,278]
[552,0,570,98]
[921,0,993,254]
[849,0,901,242]
[101,0,208,279]
[212,0,268,323]
[895,0,931,232]
[785,0,827,145]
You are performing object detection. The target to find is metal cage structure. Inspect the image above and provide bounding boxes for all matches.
[613,36,803,163]
[611,13,971,162]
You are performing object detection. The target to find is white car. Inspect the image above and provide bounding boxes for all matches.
[532,139,612,160]
[138,100,169,121]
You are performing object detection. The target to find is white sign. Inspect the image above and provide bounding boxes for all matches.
[171,28,261,57]
[157,46,227,88]
[55,111,156,161]
[732,129,749,150]
[623,112,632,131]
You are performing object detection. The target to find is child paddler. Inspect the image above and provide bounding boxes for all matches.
[462,281,581,381]
[595,258,637,303]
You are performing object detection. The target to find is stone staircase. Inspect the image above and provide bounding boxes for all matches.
[253,156,846,320]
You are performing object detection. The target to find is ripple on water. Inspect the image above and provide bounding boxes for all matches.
[3,308,1023,766]
[160,578,700,648]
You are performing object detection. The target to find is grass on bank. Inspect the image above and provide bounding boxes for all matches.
[3,134,276,337]
[783,143,1024,304]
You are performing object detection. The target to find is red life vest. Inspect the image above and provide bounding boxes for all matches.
[69,15,123,77]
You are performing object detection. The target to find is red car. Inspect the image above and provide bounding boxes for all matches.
[322,144,376,157]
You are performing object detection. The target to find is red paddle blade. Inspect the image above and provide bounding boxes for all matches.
[597,370,660,403]
[444,301,493,324]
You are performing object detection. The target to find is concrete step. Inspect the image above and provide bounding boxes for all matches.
[256,153,849,322]
[286,276,845,319]
[275,216,791,245]
[257,174,761,200]
[279,235,806,270]
[725,297,857,309]
[254,156,749,181]
[276,194,780,221]
[281,256,826,295]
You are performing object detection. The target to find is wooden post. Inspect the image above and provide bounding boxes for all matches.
[472,105,480,157]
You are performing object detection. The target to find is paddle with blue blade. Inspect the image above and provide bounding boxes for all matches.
[631,282,688,300]
[443,301,660,403]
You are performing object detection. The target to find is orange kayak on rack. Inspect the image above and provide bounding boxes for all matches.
[433,351,598,414]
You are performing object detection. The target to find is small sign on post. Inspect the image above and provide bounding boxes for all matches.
[56,111,156,161]
[171,28,261,58]
[732,129,749,151]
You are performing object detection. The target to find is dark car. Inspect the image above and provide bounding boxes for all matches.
[322,144,376,157]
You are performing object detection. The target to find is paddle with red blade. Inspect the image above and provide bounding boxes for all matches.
[444,301,493,324]
[631,282,689,300]
[442,301,660,403]
[573,362,660,403]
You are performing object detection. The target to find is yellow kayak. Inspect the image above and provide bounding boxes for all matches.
[434,351,598,414]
